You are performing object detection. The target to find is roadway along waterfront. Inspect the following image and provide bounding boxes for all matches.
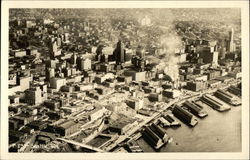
[104,80,240,151]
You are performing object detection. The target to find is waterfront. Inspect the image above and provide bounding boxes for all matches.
[137,104,241,152]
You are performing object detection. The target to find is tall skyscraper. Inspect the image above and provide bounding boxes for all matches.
[199,47,218,65]
[46,68,55,81]
[50,40,61,58]
[113,40,125,64]
[229,28,234,42]
[70,52,77,65]
[228,28,235,52]
[57,37,62,47]
[219,39,226,59]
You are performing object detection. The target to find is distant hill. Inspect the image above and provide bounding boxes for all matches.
[9,8,241,42]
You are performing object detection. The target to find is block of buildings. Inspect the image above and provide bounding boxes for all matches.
[18,76,31,92]
[205,69,221,80]
[108,114,137,135]
[80,58,92,71]
[186,81,208,92]
[124,70,146,82]
[126,98,144,111]
[61,85,74,93]
[208,80,222,88]
[54,120,79,136]
[199,47,218,65]
[194,75,208,81]
[9,95,20,104]
[228,71,241,79]
[14,50,26,57]
[50,78,66,91]
[163,89,181,98]
[44,100,60,111]
[25,86,43,105]
[148,93,162,101]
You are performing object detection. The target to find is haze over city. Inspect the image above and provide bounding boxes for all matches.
[8,8,242,153]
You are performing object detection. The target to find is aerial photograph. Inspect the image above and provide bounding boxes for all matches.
[8,8,242,153]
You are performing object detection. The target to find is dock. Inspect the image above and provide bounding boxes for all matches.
[200,94,231,112]
[162,113,181,127]
[172,106,198,127]
[183,101,208,118]
[141,123,169,150]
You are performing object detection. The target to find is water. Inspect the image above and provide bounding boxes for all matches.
[137,104,241,152]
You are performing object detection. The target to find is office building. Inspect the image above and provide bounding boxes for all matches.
[25,86,42,105]
[113,40,125,64]
[228,28,235,52]
[186,81,207,92]
[132,56,146,72]
[70,53,77,65]
[46,68,55,81]
[79,58,91,71]
[17,76,31,92]
[54,120,79,136]
[126,98,144,111]
[199,47,218,65]
[50,78,66,91]
[14,50,26,58]
[163,89,181,98]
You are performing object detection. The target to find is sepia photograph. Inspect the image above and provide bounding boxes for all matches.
[1,1,249,160]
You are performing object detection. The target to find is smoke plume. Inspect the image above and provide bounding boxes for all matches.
[157,32,182,82]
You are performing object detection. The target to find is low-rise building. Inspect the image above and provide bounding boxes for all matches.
[88,106,106,121]
[109,114,138,135]
[126,97,144,111]
[163,89,181,98]
[215,76,234,83]
[9,95,20,104]
[208,80,222,88]
[124,70,146,82]
[25,86,43,105]
[27,120,48,131]
[186,81,208,92]
[148,93,162,101]
[75,84,94,91]
[194,75,208,81]
[50,78,66,91]
[61,85,74,92]
[44,100,60,111]
[11,113,34,126]
[54,120,79,136]
[205,69,221,80]
[228,71,241,79]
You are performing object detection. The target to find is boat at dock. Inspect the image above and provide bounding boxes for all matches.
[124,139,143,153]
[160,114,181,127]
[130,132,142,141]
[158,117,171,127]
